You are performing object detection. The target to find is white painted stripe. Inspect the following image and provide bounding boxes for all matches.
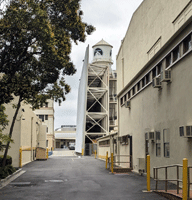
[45,180,64,183]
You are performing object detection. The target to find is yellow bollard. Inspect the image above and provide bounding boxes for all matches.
[19,147,22,168]
[147,155,150,191]
[82,148,84,156]
[183,158,188,200]
[46,148,48,159]
[111,153,114,173]
[106,151,108,169]
[95,150,96,159]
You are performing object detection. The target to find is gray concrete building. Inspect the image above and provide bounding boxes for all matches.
[116,0,192,181]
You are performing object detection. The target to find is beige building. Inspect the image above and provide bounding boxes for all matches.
[34,99,55,150]
[116,0,192,180]
[55,125,76,148]
[0,98,46,167]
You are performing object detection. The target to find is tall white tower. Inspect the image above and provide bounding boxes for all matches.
[76,39,117,156]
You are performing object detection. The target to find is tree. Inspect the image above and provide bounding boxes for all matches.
[0,0,95,167]
[0,105,12,152]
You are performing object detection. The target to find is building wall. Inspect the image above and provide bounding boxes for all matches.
[0,98,22,167]
[0,99,46,167]
[116,0,192,180]
[38,125,47,149]
[34,99,54,150]
[117,0,191,93]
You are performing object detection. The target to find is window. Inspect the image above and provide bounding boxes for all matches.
[142,78,145,87]
[163,129,170,158]
[152,67,157,78]
[166,54,172,68]
[120,97,123,105]
[157,63,162,75]
[46,140,48,147]
[146,73,150,84]
[179,126,184,137]
[124,95,127,102]
[173,46,180,62]
[137,82,140,91]
[128,91,131,99]
[132,87,135,95]
[156,131,161,140]
[156,131,161,157]
[99,140,110,146]
[45,102,48,107]
[183,35,192,54]
[46,127,48,133]
[45,115,48,120]
[121,135,128,145]
[39,115,44,122]
[156,143,161,157]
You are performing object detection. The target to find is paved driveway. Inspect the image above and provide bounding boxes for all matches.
[0,156,166,200]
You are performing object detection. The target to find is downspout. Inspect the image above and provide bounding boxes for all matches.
[31,117,33,161]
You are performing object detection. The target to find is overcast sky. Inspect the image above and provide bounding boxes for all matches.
[54,0,143,129]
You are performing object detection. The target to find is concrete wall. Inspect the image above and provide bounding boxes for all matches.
[34,99,54,150]
[0,99,47,167]
[0,98,22,167]
[116,0,192,181]
[117,0,191,93]
[38,125,47,148]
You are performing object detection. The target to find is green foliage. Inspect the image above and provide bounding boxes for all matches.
[0,165,16,179]
[0,0,95,167]
[0,105,8,133]
[0,105,12,151]
[0,0,95,107]
[0,155,12,166]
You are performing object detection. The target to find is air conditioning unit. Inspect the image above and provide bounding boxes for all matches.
[179,126,192,137]
[149,132,155,141]
[138,158,145,174]
[161,69,171,82]
[152,77,161,88]
[155,131,161,141]
[125,100,131,108]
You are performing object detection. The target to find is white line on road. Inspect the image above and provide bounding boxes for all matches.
[45,180,64,183]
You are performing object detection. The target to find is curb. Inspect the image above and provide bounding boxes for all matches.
[0,168,26,189]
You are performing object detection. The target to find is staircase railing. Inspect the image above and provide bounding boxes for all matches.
[153,164,183,194]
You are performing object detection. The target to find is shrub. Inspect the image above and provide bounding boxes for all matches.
[0,155,12,167]
[0,165,16,179]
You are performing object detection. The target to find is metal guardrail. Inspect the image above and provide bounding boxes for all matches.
[108,155,132,170]
[153,164,183,194]
[187,166,192,198]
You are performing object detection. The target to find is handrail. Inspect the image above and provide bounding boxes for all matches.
[153,164,183,169]
[107,154,132,169]
[187,166,192,198]
[153,164,183,194]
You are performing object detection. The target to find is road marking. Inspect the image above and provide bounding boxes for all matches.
[10,182,31,185]
[45,180,64,183]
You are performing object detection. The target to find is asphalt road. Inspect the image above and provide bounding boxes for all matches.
[0,155,167,200]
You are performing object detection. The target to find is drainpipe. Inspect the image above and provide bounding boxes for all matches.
[31,117,33,161]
